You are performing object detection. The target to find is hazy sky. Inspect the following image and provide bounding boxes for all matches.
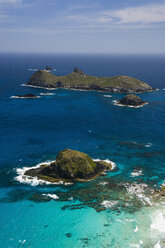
[0,0,165,53]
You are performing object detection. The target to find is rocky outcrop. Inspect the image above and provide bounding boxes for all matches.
[28,70,58,88]
[15,93,38,98]
[119,94,147,106]
[73,67,85,76]
[55,149,97,179]
[27,68,154,93]
[25,149,113,183]
[45,65,53,71]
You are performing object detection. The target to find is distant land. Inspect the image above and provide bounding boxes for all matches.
[27,67,154,93]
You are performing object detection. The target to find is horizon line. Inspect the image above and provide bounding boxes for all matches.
[0,51,165,56]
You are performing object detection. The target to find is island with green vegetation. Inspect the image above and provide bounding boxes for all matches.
[27,67,154,93]
[24,149,114,183]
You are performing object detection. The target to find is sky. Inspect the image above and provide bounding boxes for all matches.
[0,0,165,54]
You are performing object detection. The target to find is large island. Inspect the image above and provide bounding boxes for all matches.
[27,67,154,93]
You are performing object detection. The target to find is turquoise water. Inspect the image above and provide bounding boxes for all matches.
[0,53,165,247]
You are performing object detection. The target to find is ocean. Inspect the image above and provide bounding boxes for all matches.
[0,53,165,248]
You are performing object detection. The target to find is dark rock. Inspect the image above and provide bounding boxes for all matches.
[45,65,52,71]
[15,93,38,98]
[95,160,112,171]
[119,94,147,106]
[90,84,101,90]
[73,67,85,75]
[65,233,72,238]
[28,70,59,88]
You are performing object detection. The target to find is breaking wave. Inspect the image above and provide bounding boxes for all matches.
[101,200,118,208]
[124,182,152,206]
[130,169,143,177]
[42,193,59,200]
[28,69,38,71]
[14,161,73,186]
[15,158,117,186]
[21,84,57,90]
[145,142,153,148]
[104,95,112,98]
[40,93,55,96]
[10,95,40,99]
[113,100,148,108]
[94,159,117,171]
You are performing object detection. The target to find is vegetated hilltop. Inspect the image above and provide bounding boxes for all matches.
[28,67,154,93]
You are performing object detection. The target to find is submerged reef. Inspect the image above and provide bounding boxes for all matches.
[24,149,113,183]
[27,67,154,93]
[154,186,165,198]
[160,186,165,197]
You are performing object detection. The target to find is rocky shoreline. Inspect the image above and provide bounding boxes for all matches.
[16,149,116,184]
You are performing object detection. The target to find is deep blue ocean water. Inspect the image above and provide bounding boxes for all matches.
[0,53,165,248]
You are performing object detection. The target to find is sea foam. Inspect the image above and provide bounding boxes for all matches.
[145,142,153,148]
[154,241,161,248]
[104,95,112,98]
[99,182,108,186]
[15,158,117,186]
[42,193,59,200]
[14,161,73,186]
[130,169,143,177]
[21,84,57,90]
[10,95,40,99]
[151,211,165,234]
[94,159,117,171]
[113,100,148,108]
[28,68,38,71]
[101,200,118,208]
[130,240,143,248]
[124,182,152,206]
[40,92,55,96]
